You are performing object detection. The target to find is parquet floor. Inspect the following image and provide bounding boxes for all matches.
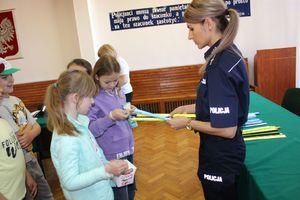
[44,121,204,200]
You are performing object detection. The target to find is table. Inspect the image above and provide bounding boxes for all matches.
[238,92,300,200]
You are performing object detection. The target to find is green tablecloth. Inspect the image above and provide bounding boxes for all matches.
[239,92,300,200]
[36,117,47,127]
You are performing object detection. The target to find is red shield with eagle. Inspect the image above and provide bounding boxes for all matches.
[0,10,19,58]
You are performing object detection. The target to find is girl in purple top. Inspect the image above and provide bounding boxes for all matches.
[88,55,136,200]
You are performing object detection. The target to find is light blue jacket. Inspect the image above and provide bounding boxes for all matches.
[50,114,114,200]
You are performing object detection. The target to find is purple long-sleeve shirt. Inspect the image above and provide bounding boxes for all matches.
[88,90,134,160]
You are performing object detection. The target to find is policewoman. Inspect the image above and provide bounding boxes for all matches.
[167,0,249,199]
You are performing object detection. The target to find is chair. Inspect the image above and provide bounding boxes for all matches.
[281,88,300,116]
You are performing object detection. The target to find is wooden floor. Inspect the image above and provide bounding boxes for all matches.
[44,122,204,200]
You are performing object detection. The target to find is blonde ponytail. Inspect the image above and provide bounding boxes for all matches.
[98,44,118,58]
[45,83,76,135]
[45,70,96,136]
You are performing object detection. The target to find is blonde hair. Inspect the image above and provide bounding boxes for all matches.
[184,0,240,79]
[45,70,96,136]
[98,44,117,58]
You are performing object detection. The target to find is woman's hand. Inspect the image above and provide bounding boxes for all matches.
[105,160,129,176]
[167,117,190,130]
[170,106,187,116]
[170,104,196,116]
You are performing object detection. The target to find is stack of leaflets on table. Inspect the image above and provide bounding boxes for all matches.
[242,112,267,128]
[242,126,280,137]
[242,113,286,141]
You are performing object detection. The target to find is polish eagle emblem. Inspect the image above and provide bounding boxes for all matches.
[0,17,15,54]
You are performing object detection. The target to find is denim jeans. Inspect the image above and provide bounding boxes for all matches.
[25,158,53,200]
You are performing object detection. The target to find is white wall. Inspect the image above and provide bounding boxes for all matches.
[0,0,80,84]
[87,0,300,86]
[88,0,202,70]
[1,0,299,87]
[236,0,299,85]
[72,0,95,66]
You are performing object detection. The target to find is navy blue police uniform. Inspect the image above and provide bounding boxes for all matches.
[195,40,249,200]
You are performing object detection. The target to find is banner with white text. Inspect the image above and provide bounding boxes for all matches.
[110,1,250,31]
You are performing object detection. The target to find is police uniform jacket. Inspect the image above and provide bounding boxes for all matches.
[196,40,249,186]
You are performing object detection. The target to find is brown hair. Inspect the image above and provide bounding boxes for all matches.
[184,0,240,79]
[45,70,96,136]
[67,58,92,75]
[97,44,117,58]
[92,55,121,91]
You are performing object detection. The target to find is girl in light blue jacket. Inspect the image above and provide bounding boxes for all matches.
[44,70,128,200]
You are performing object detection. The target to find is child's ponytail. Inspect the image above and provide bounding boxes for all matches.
[45,70,96,135]
[45,83,77,135]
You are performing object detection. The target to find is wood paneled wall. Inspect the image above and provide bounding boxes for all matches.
[12,60,254,114]
[11,65,202,114]
[131,64,201,113]
[12,64,251,113]
[11,80,56,112]
[254,47,296,105]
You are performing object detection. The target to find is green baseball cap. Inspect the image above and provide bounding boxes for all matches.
[0,58,20,76]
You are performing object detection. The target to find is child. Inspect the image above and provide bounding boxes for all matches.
[98,44,133,102]
[67,58,92,75]
[88,55,136,200]
[0,118,26,200]
[45,70,128,200]
[0,58,53,200]
[0,78,26,200]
